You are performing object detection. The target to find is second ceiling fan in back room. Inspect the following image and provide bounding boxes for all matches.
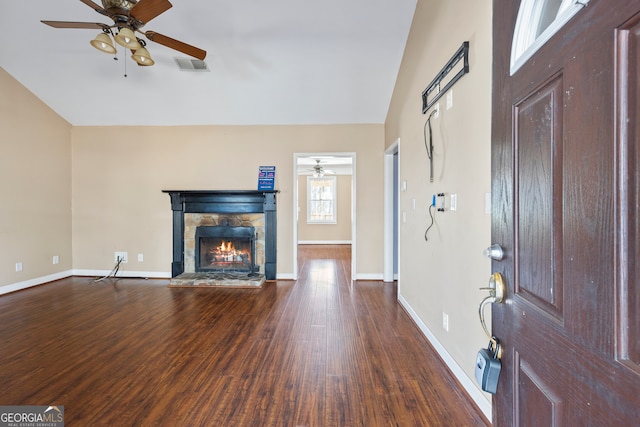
[301,159,336,178]
[41,0,206,67]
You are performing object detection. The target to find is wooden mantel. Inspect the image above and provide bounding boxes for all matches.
[162,190,279,280]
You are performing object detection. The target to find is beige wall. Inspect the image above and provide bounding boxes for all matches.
[385,0,493,404]
[1,68,384,284]
[71,125,383,277]
[297,174,352,242]
[0,68,72,290]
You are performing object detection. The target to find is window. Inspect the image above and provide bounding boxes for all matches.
[510,0,589,75]
[307,176,337,224]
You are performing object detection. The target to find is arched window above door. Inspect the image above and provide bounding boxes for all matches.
[511,0,590,75]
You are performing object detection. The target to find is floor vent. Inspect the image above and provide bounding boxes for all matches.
[174,58,210,72]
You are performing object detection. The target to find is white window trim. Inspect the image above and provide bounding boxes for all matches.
[510,0,590,75]
[307,175,337,224]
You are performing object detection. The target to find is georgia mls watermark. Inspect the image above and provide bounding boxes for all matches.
[0,406,64,427]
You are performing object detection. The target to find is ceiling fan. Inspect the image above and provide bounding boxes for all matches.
[302,159,335,177]
[41,0,206,67]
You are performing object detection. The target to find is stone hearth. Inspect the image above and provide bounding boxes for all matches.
[168,272,265,288]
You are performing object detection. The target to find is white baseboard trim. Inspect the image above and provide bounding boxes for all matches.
[355,273,384,281]
[297,240,352,245]
[0,270,73,295]
[72,269,171,279]
[1,269,289,295]
[274,273,383,281]
[398,294,492,423]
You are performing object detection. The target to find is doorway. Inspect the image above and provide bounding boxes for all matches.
[293,153,356,280]
[383,139,400,283]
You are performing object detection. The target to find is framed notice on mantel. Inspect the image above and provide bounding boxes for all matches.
[258,166,276,191]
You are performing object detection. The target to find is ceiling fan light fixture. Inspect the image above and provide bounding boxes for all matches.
[90,32,116,54]
[115,27,141,49]
[313,160,325,177]
[132,47,155,66]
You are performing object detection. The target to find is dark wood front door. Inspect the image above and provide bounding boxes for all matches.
[492,0,640,424]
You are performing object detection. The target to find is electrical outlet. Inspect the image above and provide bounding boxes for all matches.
[15,262,23,272]
[137,253,144,262]
[433,102,440,119]
[446,89,453,109]
[52,255,59,265]
[442,312,449,332]
[114,251,128,263]
[437,193,446,212]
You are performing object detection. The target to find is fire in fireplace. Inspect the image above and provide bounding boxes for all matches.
[195,226,256,274]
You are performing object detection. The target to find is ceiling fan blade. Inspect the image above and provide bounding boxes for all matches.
[144,31,206,60]
[41,20,110,30]
[78,0,107,14]
[130,0,172,24]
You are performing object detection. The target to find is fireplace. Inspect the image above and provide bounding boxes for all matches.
[163,190,278,280]
[195,226,256,274]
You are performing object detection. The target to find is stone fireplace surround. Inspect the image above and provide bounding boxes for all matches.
[163,190,278,280]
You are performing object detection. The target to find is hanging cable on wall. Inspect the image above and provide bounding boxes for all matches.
[423,108,438,182]
[425,200,436,241]
[424,193,445,242]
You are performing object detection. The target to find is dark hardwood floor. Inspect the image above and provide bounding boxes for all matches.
[0,245,488,426]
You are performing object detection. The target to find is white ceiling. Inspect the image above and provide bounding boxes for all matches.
[0,0,416,126]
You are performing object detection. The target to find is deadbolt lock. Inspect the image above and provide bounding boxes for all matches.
[480,272,506,303]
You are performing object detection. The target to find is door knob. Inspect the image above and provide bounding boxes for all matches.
[484,244,505,261]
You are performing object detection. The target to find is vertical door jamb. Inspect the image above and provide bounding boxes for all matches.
[383,139,400,284]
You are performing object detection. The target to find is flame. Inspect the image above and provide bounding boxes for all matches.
[219,240,235,253]
[205,238,250,266]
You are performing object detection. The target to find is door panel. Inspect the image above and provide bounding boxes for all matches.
[514,75,564,319]
[492,0,640,424]
[516,355,563,426]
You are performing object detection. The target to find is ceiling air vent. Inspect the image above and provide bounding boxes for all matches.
[174,58,209,72]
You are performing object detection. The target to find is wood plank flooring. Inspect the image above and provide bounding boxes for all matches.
[0,245,489,426]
